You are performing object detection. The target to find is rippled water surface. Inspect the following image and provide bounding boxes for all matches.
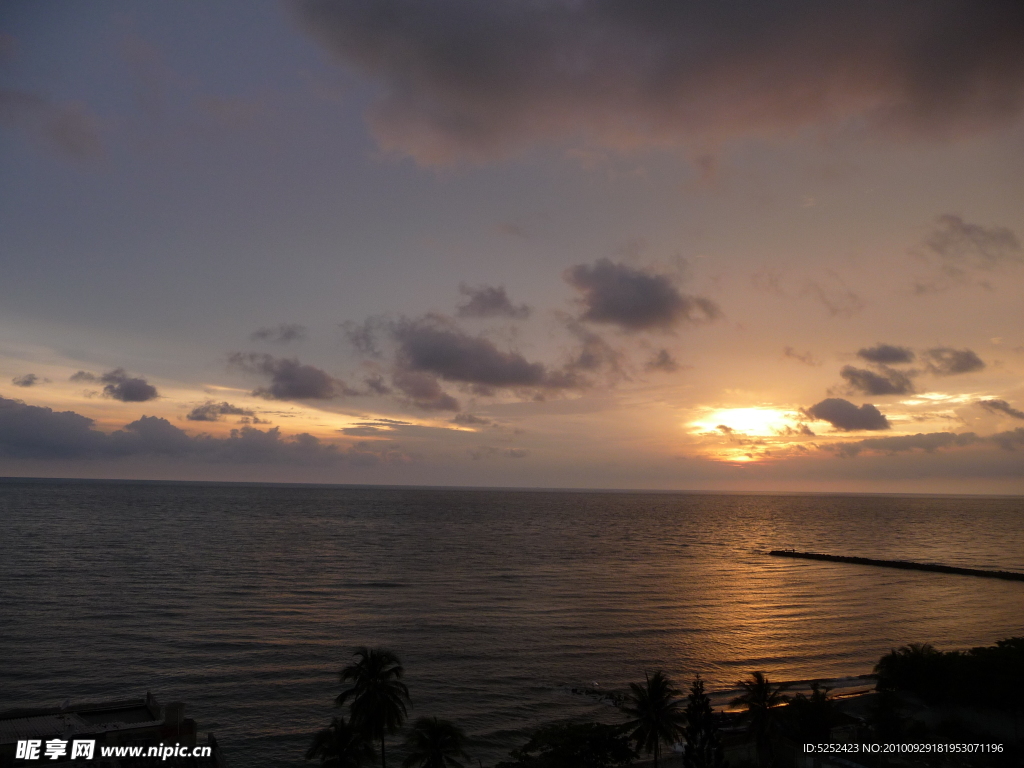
[2,480,1022,766]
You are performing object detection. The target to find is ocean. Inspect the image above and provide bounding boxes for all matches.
[1,479,1022,766]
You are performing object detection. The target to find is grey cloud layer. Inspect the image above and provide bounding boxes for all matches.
[0,396,399,466]
[565,259,719,332]
[295,0,1024,162]
[831,428,1024,458]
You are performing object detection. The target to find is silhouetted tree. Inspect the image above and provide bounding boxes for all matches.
[681,676,725,768]
[874,642,942,700]
[495,722,636,768]
[730,672,789,768]
[337,647,411,768]
[784,682,834,743]
[402,717,470,768]
[306,716,375,767]
[622,671,687,768]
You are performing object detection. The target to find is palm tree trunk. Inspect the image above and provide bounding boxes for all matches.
[654,740,659,768]
[381,738,386,768]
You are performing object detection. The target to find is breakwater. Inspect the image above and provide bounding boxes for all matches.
[768,550,1024,582]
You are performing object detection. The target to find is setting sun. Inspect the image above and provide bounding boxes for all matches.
[690,407,800,436]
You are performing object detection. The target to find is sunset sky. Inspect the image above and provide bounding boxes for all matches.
[2,0,1023,492]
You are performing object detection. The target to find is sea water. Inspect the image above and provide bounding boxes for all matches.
[1,480,1022,766]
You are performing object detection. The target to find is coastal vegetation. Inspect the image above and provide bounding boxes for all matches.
[310,640,1024,767]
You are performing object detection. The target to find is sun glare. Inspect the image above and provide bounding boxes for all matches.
[690,407,797,436]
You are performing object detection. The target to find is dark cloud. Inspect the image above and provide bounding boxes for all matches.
[0,88,104,160]
[783,347,820,366]
[99,368,159,402]
[294,0,1024,163]
[565,259,719,332]
[805,398,890,431]
[0,397,108,459]
[840,365,915,396]
[186,401,256,422]
[250,323,308,343]
[0,396,404,466]
[229,353,346,400]
[645,349,679,373]
[979,399,1024,420]
[391,315,552,387]
[11,374,39,387]
[856,344,915,364]
[391,368,460,411]
[70,371,98,382]
[456,284,530,319]
[924,347,985,375]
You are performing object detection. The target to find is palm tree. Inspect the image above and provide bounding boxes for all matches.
[622,671,687,768]
[682,676,724,768]
[730,672,789,768]
[306,716,375,767]
[402,717,469,768]
[337,646,411,768]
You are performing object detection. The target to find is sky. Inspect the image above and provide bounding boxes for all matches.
[2,0,1023,493]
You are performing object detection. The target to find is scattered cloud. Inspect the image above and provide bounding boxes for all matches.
[805,397,890,431]
[99,368,159,402]
[250,323,308,343]
[924,347,985,375]
[979,399,1024,420]
[565,259,719,332]
[645,349,679,373]
[70,371,98,382]
[921,214,1022,273]
[783,347,820,366]
[11,373,39,387]
[840,365,915,396]
[456,284,530,319]
[856,343,915,364]
[342,317,386,357]
[186,401,256,422]
[294,0,1024,164]
[229,353,347,400]
[391,314,551,388]
[801,276,865,317]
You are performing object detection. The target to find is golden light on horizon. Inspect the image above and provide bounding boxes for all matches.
[689,407,800,437]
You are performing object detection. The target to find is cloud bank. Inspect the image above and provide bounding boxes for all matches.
[0,396,400,466]
[294,0,1024,163]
